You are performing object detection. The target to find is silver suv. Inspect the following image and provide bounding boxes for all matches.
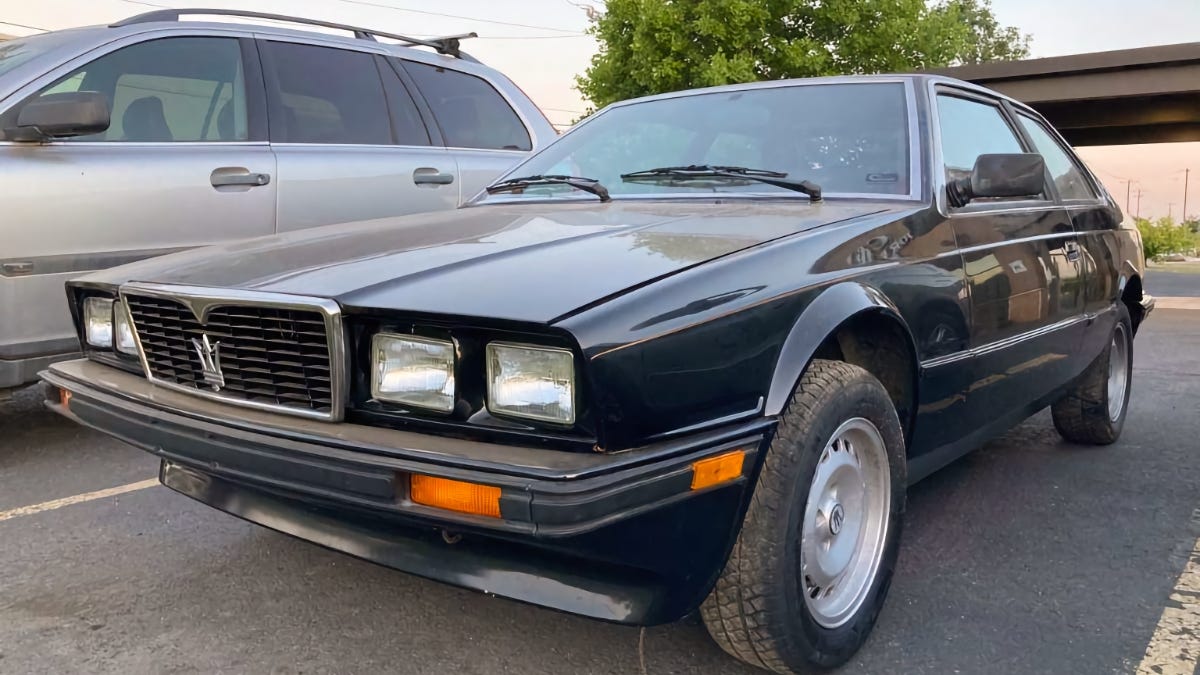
[0,9,555,397]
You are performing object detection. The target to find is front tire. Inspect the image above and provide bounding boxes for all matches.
[700,360,906,674]
[1051,304,1133,445]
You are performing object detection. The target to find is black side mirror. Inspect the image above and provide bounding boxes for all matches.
[948,153,1045,207]
[6,91,110,142]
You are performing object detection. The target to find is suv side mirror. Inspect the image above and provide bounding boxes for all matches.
[6,92,110,142]
[948,153,1045,207]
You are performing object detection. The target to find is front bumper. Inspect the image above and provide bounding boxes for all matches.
[1140,293,1156,317]
[43,359,770,625]
[1,350,78,391]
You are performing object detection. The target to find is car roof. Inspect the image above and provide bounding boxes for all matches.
[602,73,1027,112]
[119,20,488,70]
[10,13,496,75]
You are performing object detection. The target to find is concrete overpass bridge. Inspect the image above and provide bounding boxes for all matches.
[932,42,1200,146]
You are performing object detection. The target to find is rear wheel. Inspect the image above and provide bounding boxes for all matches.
[1051,304,1133,445]
[700,360,906,674]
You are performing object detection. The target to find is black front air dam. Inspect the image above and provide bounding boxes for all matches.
[43,360,771,625]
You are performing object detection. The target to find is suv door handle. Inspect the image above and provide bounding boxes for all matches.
[211,168,271,188]
[413,167,454,186]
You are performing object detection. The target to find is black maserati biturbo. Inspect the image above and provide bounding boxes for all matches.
[45,74,1153,673]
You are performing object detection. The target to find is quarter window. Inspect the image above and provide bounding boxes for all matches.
[1017,114,1098,201]
[264,42,392,145]
[43,72,85,95]
[20,37,247,142]
[403,61,531,151]
[937,95,1025,187]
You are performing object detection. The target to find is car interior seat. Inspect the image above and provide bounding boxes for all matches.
[122,96,173,142]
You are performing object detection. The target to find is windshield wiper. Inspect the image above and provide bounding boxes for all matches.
[620,165,821,201]
[486,174,612,202]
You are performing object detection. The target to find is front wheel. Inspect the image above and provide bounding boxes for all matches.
[700,360,906,674]
[1051,304,1133,445]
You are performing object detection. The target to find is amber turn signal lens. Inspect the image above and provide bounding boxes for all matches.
[410,474,502,518]
[59,388,72,408]
[690,450,746,490]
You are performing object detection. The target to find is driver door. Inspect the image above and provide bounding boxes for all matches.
[935,89,1085,430]
[0,34,275,370]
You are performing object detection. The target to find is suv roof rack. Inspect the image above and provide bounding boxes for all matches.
[111,8,480,61]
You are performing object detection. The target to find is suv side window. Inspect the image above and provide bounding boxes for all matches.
[262,41,391,145]
[1016,114,1098,201]
[402,61,531,151]
[937,94,1027,191]
[15,37,247,142]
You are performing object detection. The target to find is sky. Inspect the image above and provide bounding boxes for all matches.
[2,0,1197,219]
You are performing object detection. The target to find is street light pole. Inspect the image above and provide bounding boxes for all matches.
[1126,180,1132,213]
[1184,168,1190,222]
[1137,189,1142,219]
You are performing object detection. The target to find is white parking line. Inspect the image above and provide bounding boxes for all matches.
[0,478,159,523]
[1137,531,1200,674]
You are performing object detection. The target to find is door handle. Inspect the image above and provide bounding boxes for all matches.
[211,168,271,188]
[413,167,454,186]
[1,262,33,277]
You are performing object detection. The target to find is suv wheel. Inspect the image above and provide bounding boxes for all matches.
[1051,303,1133,445]
[700,360,906,673]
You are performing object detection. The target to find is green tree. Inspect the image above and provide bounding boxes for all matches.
[577,0,1032,109]
[1137,216,1196,259]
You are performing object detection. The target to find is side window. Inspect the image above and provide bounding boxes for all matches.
[936,95,1026,188]
[1017,114,1098,201]
[263,42,391,145]
[402,61,531,151]
[20,37,247,142]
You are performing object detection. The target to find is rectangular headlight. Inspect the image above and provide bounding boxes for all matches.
[83,297,114,348]
[486,342,575,425]
[371,334,456,412]
[113,300,138,355]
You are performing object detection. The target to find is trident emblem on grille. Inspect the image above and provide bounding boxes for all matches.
[191,334,225,391]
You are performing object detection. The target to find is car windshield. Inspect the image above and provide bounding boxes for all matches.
[0,32,73,79]
[478,81,912,203]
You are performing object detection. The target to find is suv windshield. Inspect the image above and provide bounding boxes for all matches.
[481,81,911,202]
[0,32,74,79]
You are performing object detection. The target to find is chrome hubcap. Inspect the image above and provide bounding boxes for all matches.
[1107,323,1130,422]
[800,418,891,629]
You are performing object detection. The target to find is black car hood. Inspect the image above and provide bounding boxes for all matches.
[103,201,896,323]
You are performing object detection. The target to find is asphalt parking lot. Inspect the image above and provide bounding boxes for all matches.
[2,274,1198,675]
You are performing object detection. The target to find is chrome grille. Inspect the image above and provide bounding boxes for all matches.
[124,293,337,418]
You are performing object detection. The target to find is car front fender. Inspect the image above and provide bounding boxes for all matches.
[764,281,916,416]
